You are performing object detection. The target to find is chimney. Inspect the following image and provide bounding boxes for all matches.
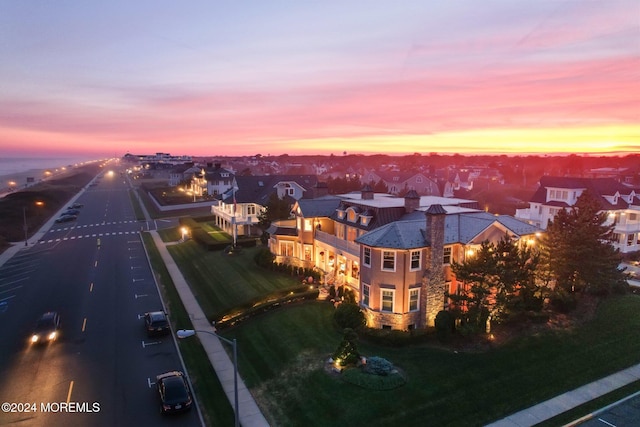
[361,184,374,200]
[421,204,447,327]
[404,190,420,213]
[314,182,329,198]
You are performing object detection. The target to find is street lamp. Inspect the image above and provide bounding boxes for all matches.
[181,227,188,242]
[23,201,44,246]
[177,328,239,427]
[23,206,28,246]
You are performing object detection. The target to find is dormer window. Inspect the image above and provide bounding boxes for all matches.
[336,208,345,219]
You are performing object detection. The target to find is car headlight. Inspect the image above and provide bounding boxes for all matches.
[48,332,57,340]
[31,335,39,343]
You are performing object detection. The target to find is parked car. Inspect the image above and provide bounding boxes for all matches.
[144,311,170,337]
[31,312,61,344]
[55,214,77,223]
[69,203,84,209]
[156,371,193,414]
[64,208,81,215]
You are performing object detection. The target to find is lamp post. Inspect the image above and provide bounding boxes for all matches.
[23,207,28,246]
[177,328,239,427]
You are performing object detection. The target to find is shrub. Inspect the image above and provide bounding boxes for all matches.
[435,310,455,343]
[362,356,394,376]
[334,303,365,330]
[332,328,360,366]
[550,289,578,313]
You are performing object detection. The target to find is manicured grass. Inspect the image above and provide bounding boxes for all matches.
[162,233,640,425]
[167,242,300,319]
[216,296,640,426]
[141,233,235,427]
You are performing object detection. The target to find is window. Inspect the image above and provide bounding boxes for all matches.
[304,219,312,231]
[416,176,423,183]
[363,247,371,267]
[347,209,357,222]
[288,188,294,196]
[351,261,359,278]
[347,226,357,242]
[279,241,294,257]
[336,225,345,240]
[381,289,394,312]
[382,251,395,271]
[630,213,637,221]
[409,288,419,311]
[443,247,451,264]
[362,283,370,307]
[410,250,421,271]
[628,234,635,246]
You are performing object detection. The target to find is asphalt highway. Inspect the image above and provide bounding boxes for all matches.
[0,166,200,426]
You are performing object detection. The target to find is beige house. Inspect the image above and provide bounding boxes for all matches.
[269,188,541,329]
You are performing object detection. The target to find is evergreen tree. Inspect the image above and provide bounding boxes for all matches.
[257,192,292,230]
[540,189,628,295]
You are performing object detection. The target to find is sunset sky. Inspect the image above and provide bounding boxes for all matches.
[1,1,638,158]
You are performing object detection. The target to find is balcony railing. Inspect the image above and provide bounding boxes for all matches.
[315,230,360,257]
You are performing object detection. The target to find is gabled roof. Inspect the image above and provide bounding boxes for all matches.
[532,176,635,209]
[226,175,318,205]
[355,212,540,249]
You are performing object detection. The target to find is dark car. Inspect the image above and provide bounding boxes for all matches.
[64,208,81,215]
[144,311,170,337]
[55,214,77,223]
[31,312,61,344]
[156,371,193,414]
[69,203,84,209]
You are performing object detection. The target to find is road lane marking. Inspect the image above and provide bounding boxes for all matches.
[66,381,74,404]
[135,294,148,299]
[597,419,616,426]
[89,283,94,292]
[94,260,98,267]
[142,341,161,348]
[82,318,87,332]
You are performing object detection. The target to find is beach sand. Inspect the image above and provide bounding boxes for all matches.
[0,167,74,198]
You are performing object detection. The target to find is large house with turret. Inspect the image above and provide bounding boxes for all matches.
[268,187,541,329]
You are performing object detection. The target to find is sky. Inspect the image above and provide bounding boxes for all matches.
[0,1,638,158]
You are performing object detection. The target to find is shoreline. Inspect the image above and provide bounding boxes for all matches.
[0,167,79,198]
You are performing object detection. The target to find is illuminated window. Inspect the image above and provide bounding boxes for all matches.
[409,289,419,311]
[381,290,394,312]
[362,283,370,307]
[304,219,312,231]
[303,245,312,261]
[382,251,395,271]
[280,241,294,257]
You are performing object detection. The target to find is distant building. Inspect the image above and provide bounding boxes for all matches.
[515,176,640,253]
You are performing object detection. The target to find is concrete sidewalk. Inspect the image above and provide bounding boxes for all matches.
[149,231,269,427]
[486,363,640,426]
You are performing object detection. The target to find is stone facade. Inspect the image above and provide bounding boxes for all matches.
[422,205,447,327]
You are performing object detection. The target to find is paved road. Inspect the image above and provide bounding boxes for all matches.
[0,166,200,426]
[573,392,640,427]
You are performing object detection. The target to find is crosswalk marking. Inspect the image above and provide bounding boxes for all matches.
[39,231,139,244]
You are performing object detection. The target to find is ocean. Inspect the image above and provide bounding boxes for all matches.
[0,156,98,177]
[0,156,101,193]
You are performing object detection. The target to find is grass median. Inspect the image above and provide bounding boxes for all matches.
[141,232,235,426]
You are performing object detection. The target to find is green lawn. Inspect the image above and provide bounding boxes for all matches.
[160,237,640,426]
[220,296,640,426]
[167,242,300,319]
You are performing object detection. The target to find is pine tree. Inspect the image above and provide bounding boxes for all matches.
[540,189,628,295]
